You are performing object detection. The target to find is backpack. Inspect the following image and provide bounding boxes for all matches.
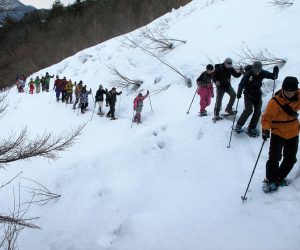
[214,63,223,72]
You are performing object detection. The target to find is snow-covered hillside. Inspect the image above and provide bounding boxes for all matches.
[1,0,300,249]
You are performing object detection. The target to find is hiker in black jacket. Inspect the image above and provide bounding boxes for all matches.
[95,84,107,116]
[213,58,243,120]
[235,61,279,136]
[106,87,122,120]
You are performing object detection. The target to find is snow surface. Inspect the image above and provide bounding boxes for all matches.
[1,0,300,249]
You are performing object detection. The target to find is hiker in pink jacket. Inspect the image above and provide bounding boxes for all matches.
[133,90,149,123]
[196,64,214,116]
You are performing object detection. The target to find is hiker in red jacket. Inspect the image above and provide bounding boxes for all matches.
[133,90,149,123]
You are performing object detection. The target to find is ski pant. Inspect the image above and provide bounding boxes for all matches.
[199,87,212,112]
[107,104,116,118]
[73,94,80,108]
[46,84,50,92]
[66,93,73,103]
[81,102,88,112]
[55,90,61,101]
[97,101,104,114]
[29,88,34,94]
[36,85,41,93]
[214,85,236,116]
[42,83,46,91]
[134,112,142,122]
[236,95,262,129]
[62,90,67,102]
[266,134,298,182]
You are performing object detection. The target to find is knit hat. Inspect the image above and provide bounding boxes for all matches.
[206,64,214,71]
[112,87,116,91]
[252,61,262,74]
[224,58,233,66]
[282,76,299,91]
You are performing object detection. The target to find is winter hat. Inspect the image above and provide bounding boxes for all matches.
[138,93,143,97]
[282,76,299,91]
[79,81,83,85]
[252,61,262,74]
[224,58,233,66]
[112,87,116,91]
[99,84,103,89]
[206,64,214,71]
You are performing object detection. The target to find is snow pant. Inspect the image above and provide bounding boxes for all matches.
[214,85,236,116]
[66,93,73,103]
[107,103,116,118]
[97,101,104,114]
[45,83,50,92]
[236,95,262,129]
[62,90,67,102]
[134,112,142,122]
[55,90,61,101]
[73,94,80,108]
[199,87,212,112]
[42,83,46,91]
[81,102,88,113]
[36,85,41,93]
[29,88,34,94]
[266,134,298,182]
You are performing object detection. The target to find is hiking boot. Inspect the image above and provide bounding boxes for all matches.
[225,108,237,115]
[111,117,117,120]
[200,111,208,117]
[235,124,243,134]
[247,128,258,137]
[263,179,278,193]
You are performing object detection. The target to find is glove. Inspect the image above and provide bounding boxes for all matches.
[237,92,242,99]
[120,91,122,94]
[147,90,149,94]
[240,66,245,74]
[211,94,214,98]
[262,129,270,141]
[273,66,279,79]
[215,81,220,87]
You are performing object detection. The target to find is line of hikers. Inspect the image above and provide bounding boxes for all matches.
[18,58,299,194]
[196,58,299,192]
[52,75,149,122]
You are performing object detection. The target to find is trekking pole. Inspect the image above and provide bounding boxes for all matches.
[186,90,197,114]
[241,140,266,202]
[131,110,136,128]
[149,95,153,112]
[90,101,96,122]
[227,99,240,148]
[272,79,276,97]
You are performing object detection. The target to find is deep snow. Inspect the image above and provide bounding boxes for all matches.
[1,0,300,249]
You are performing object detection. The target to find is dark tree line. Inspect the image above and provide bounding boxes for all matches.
[0,0,191,90]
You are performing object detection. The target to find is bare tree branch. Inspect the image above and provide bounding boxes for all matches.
[0,172,23,189]
[0,124,85,168]
[235,42,286,67]
[267,0,294,8]
[21,177,61,206]
[0,91,8,118]
[123,35,192,87]
[107,65,143,91]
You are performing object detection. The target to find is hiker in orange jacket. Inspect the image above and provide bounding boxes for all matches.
[261,76,300,192]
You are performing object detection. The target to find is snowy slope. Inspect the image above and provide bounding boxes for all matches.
[1,0,300,249]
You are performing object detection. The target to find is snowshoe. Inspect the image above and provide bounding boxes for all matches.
[262,179,278,193]
[277,178,289,187]
[212,115,223,123]
[199,111,208,117]
[246,128,260,138]
[225,109,238,115]
[235,125,243,134]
